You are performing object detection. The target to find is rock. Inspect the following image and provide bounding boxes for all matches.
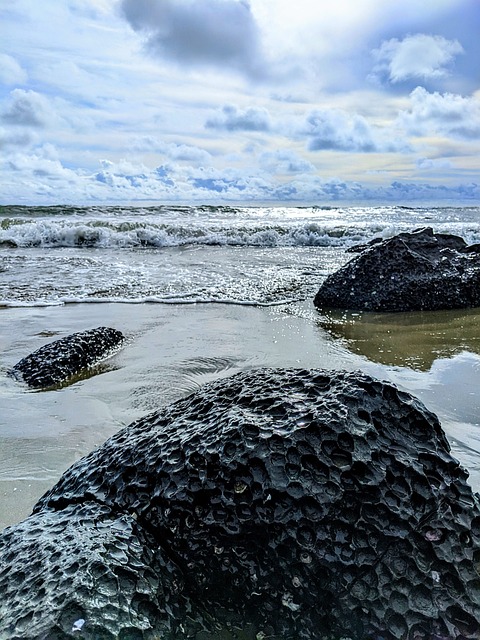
[0,503,195,640]
[314,227,480,312]
[1,368,479,639]
[8,326,125,389]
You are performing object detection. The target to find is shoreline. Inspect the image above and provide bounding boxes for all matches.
[1,300,480,530]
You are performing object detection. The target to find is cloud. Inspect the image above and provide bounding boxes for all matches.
[67,0,112,19]
[370,34,464,84]
[0,127,37,150]
[6,144,79,182]
[191,176,247,193]
[131,136,211,163]
[120,0,265,78]
[259,149,315,174]
[205,104,272,132]
[1,0,479,205]
[0,89,56,128]
[415,157,453,170]
[303,109,407,153]
[399,86,480,138]
[245,1,476,92]
[387,179,479,200]
[0,54,28,85]
[2,146,479,205]
[162,142,211,163]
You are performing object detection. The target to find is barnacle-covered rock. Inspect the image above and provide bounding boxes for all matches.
[314,227,480,311]
[8,326,125,389]
[1,368,479,639]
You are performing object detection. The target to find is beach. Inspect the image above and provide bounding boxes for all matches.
[1,204,480,530]
[3,3,480,634]
[1,297,480,530]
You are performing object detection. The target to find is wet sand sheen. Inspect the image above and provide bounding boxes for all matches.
[1,300,479,530]
[318,306,480,370]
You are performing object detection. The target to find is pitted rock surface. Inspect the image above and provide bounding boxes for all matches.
[8,326,125,388]
[314,227,480,312]
[1,368,480,639]
[0,502,199,640]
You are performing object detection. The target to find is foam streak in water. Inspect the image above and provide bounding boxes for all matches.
[0,295,302,309]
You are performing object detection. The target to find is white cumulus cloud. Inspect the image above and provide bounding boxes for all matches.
[399,86,480,138]
[0,54,28,85]
[1,89,56,128]
[371,34,464,84]
[131,136,211,164]
[6,145,80,183]
[259,149,315,174]
[1,0,479,204]
[2,147,480,204]
[416,157,453,170]
[0,127,37,150]
[303,109,408,153]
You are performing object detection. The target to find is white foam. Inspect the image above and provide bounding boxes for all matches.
[2,206,479,309]
[0,219,402,249]
[0,299,65,308]
[0,295,301,309]
[2,205,480,250]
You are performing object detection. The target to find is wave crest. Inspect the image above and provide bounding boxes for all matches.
[0,219,424,249]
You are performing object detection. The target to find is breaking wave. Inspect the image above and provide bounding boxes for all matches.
[0,218,377,249]
[1,204,479,308]
[2,218,480,250]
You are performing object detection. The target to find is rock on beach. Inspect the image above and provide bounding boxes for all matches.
[0,367,479,639]
[314,227,480,312]
[8,326,125,389]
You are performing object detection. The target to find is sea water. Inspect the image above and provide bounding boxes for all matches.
[2,204,480,307]
[1,204,480,528]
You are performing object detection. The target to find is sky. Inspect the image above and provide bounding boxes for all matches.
[1,0,479,205]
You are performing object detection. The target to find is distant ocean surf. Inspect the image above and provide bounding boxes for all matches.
[1,204,480,307]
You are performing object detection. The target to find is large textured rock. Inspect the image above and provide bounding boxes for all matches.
[314,227,480,312]
[1,368,479,639]
[0,503,198,640]
[8,326,125,389]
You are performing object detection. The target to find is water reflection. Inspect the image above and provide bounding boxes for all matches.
[315,306,480,491]
[317,307,480,371]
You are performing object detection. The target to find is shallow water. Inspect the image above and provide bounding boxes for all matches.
[318,306,480,371]
[0,301,359,528]
[1,299,479,530]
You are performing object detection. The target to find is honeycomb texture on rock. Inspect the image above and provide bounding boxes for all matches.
[314,227,480,311]
[0,502,207,640]
[36,368,480,637]
[8,326,125,388]
[1,368,480,639]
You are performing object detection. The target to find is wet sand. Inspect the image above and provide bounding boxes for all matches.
[1,300,479,530]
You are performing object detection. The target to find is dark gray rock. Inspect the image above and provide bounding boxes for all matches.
[8,326,125,389]
[314,227,480,312]
[0,502,198,640]
[1,368,479,639]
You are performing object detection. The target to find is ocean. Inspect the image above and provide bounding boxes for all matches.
[1,203,480,529]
